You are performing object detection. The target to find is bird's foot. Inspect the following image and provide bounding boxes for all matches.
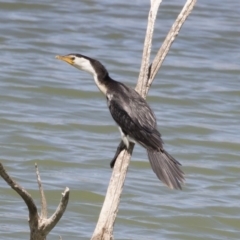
[110,141,126,168]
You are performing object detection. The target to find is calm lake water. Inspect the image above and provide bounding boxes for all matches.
[0,0,239,239]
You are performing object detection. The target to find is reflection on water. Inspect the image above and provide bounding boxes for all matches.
[0,0,239,239]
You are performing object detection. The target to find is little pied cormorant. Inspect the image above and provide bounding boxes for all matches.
[56,53,185,190]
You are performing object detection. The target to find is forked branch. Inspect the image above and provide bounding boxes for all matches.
[0,162,69,240]
[91,0,197,239]
[147,0,197,92]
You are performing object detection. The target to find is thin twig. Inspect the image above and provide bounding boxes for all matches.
[35,163,48,218]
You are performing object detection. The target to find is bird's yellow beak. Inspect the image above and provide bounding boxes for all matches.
[55,55,74,65]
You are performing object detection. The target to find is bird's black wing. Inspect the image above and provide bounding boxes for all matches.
[107,83,184,189]
[107,83,163,150]
[119,84,157,130]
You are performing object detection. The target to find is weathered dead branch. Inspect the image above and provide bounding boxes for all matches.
[91,0,197,239]
[0,162,69,240]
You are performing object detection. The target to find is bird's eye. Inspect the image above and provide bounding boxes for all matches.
[71,57,75,61]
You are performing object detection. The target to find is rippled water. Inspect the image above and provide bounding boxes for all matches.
[0,0,239,239]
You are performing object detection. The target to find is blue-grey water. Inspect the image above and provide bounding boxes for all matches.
[0,0,239,239]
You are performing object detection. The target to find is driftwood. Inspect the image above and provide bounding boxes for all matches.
[0,0,196,239]
[0,163,69,240]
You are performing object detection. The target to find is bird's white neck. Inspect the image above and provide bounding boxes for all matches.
[93,74,108,96]
[73,57,108,95]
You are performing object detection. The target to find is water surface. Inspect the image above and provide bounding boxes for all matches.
[0,0,239,239]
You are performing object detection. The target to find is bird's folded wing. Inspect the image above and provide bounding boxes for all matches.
[108,91,163,150]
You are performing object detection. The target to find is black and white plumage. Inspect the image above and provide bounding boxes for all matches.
[56,53,185,189]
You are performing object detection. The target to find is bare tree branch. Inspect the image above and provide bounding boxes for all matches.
[92,0,197,239]
[147,0,197,92]
[0,162,69,240]
[136,0,162,96]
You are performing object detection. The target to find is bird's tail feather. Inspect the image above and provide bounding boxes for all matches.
[147,149,184,190]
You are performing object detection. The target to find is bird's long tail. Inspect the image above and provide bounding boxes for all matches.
[147,149,184,190]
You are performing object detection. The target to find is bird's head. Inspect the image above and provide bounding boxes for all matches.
[56,53,96,76]
[56,53,110,95]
